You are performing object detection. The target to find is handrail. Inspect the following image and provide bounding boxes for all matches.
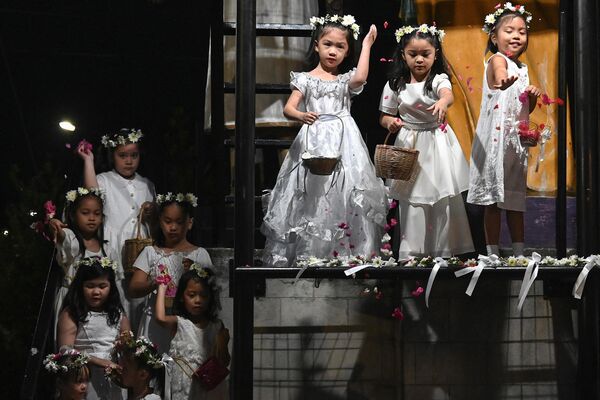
[20,248,61,400]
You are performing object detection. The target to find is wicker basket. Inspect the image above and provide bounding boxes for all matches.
[302,156,340,175]
[123,209,153,274]
[302,114,343,176]
[518,121,539,148]
[374,131,419,181]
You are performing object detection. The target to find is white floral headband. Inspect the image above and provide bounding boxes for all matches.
[101,128,143,148]
[309,14,360,40]
[65,187,105,204]
[156,192,198,208]
[113,331,168,369]
[44,348,89,374]
[74,256,118,273]
[395,24,445,43]
[483,2,532,34]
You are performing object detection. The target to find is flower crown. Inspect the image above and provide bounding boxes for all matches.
[101,128,143,148]
[190,263,213,280]
[395,24,445,43]
[483,2,533,34]
[309,14,360,40]
[65,187,105,204]
[113,331,167,369]
[74,256,118,272]
[156,192,198,208]
[43,348,89,374]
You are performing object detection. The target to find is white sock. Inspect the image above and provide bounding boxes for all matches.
[486,244,499,256]
[512,242,524,257]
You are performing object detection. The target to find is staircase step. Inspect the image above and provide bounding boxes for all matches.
[224,82,290,94]
[224,138,293,148]
[223,22,313,37]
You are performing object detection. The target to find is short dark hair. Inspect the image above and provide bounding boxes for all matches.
[173,269,219,322]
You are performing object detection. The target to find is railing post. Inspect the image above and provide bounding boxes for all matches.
[232,268,255,400]
[234,0,256,267]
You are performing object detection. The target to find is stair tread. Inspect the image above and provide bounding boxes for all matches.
[224,82,290,94]
[223,22,313,37]
[224,138,293,148]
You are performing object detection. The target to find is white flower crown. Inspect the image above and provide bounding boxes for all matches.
[156,192,198,208]
[101,129,143,148]
[309,14,360,40]
[483,2,533,34]
[113,331,167,369]
[74,256,118,273]
[395,24,445,43]
[65,187,105,204]
[190,263,213,280]
[43,348,89,374]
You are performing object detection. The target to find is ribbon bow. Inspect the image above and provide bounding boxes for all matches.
[425,257,447,308]
[455,254,500,296]
[535,125,552,172]
[572,255,600,299]
[517,252,541,312]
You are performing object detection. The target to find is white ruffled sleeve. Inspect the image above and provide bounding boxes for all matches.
[290,71,308,96]
[432,73,452,97]
[190,247,214,267]
[132,246,155,276]
[379,82,399,115]
[345,68,364,96]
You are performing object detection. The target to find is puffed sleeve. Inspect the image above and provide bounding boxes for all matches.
[132,246,155,276]
[379,82,399,115]
[56,228,80,275]
[96,171,108,190]
[290,71,308,96]
[344,68,365,96]
[191,247,214,267]
[432,73,452,97]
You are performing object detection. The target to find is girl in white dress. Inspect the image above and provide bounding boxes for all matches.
[128,193,213,354]
[156,267,230,400]
[262,15,389,266]
[113,331,166,400]
[43,348,90,400]
[467,4,541,256]
[57,257,130,400]
[48,187,124,344]
[77,129,156,326]
[379,24,473,258]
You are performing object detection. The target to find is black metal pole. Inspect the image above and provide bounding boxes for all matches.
[556,0,569,258]
[573,0,599,256]
[232,269,255,400]
[234,0,256,266]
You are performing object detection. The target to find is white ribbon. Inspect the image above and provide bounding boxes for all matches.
[425,257,447,308]
[455,254,499,296]
[535,126,552,172]
[344,264,371,276]
[517,252,541,312]
[162,354,174,400]
[572,255,600,299]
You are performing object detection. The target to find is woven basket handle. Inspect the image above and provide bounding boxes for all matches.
[173,357,196,379]
[133,207,145,240]
[383,128,416,149]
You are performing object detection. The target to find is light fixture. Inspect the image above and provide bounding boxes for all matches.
[59,121,76,132]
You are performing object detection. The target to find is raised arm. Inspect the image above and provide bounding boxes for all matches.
[155,284,178,331]
[487,55,517,91]
[349,24,377,89]
[77,143,99,188]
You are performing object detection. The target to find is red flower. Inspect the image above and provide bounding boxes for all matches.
[383,21,389,29]
[411,286,424,297]
[555,97,565,106]
[77,139,93,154]
[389,200,398,209]
[389,218,398,227]
[43,200,57,220]
[392,307,404,320]
[541,93,552,105]
[518,91,529,104]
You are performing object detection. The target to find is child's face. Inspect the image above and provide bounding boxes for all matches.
[58,371,88,400]
[82,276,111,311]
[492,15,528,58]
[159,203,192,246]
[113,143,140,179]
[402,37,436,81]
[119,354,145,387]
[183,279,210,317]
[314,27,349,70]
[75,196,102,237]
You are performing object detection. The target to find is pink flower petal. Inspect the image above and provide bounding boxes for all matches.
[65,143,71,149]
[518,92,529,104]
[411,286,424,297]
[392,307,404,320]
[379,57,387,62]
[390,200,398,209]
[383,21,389,29]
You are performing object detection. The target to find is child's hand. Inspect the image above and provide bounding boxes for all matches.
[362,24,377,48]
[48,218,67,241]
[386,117,403,134]
[76,141,94,162]
[427,100,449,124]
[494,75,518,90]
[525,85,542,99]
[302,112,319,125]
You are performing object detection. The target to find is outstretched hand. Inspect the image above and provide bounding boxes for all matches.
[363,24,377,47]
[427,100,449,124]
[494,75,518,90]
[76,141,94,162]
[48,218,67,242]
